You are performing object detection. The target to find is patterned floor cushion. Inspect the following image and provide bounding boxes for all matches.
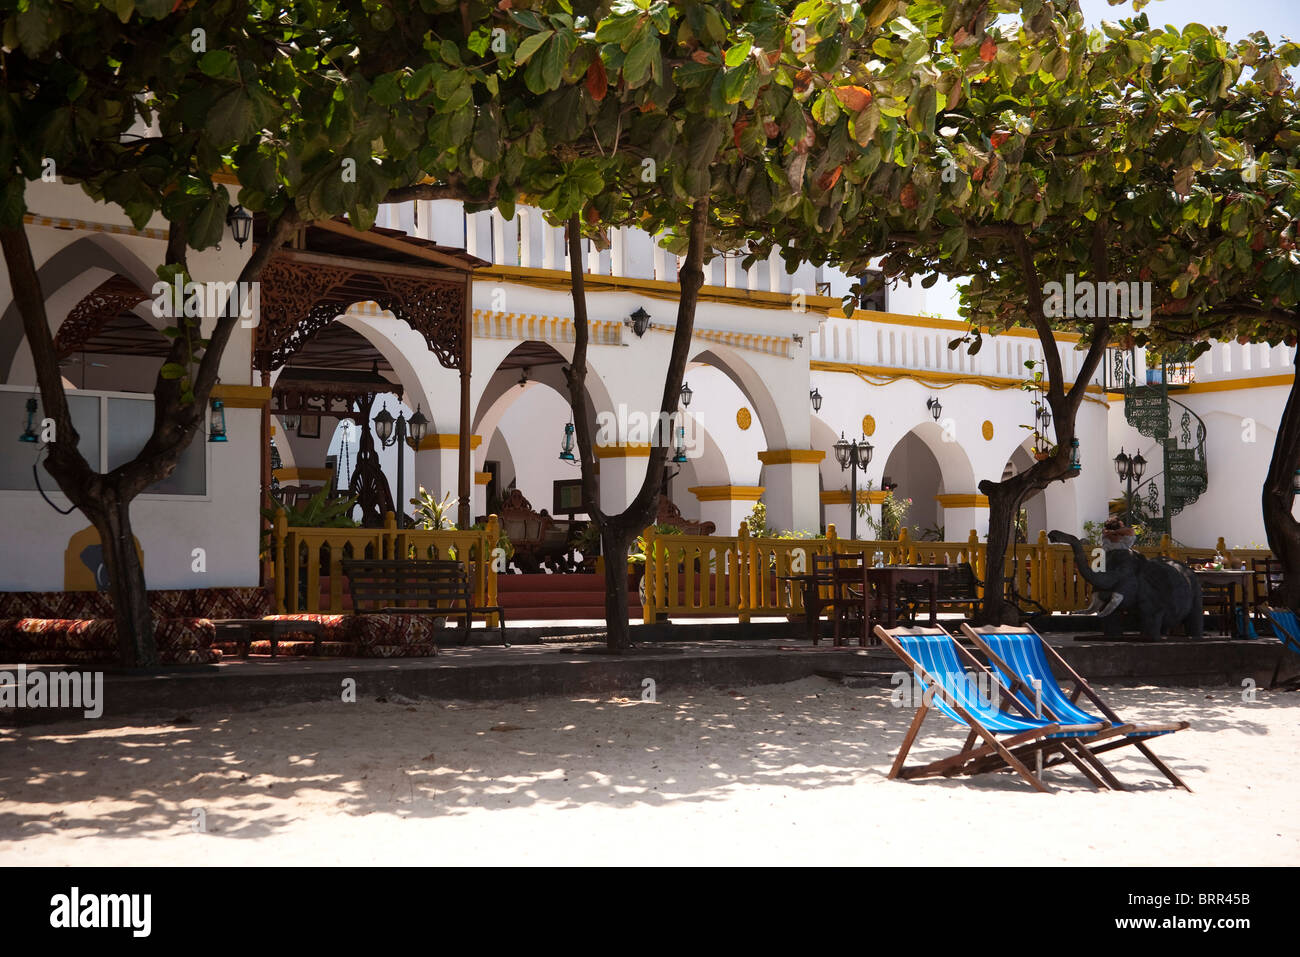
[350,614,440,655]
[190,587,275,620]
[261,613,353,642]
[0,617,219,664]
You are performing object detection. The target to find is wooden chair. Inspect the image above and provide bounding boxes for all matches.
[806,551,873,646]
[961,624,1191,790]
[872,624,1112,793]
[1253,559,1283,631]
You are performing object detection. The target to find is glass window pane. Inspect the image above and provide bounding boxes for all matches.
[0,391,100,491]
[107,397,206,495]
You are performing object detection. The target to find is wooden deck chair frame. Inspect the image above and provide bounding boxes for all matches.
[872,624,1113,794]
[960,623,1191,791]
[1264,607,1300,691]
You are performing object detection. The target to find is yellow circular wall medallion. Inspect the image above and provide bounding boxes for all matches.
[736,407,752,430]
[981,420,994,441]
[862,414,876,436]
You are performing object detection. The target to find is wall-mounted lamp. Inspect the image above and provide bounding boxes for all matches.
[208,398,228,442]
[627,307,651,338]
[926,396,942,422]
[679,382,693,408]
[810,387,823,413]
[226,205,253,248]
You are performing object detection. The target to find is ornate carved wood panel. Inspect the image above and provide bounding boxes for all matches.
[256,257,466,373]
[55,275,153,358]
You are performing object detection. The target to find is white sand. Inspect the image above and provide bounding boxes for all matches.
[1,678,1296,866]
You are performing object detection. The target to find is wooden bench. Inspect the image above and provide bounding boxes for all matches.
[901,562,982,622]
[341,559,507,645]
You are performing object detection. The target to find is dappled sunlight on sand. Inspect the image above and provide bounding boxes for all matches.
[1,679,1297,865]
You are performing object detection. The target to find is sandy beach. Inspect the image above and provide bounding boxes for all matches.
[2,677,1297,866]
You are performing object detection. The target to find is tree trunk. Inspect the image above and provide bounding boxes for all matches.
[87,490,157,667]
[601,524,633,652]
[1263,364,1300,609]
[978,475,1030,625]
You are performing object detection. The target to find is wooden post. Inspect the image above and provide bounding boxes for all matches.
[1035,529,1050,610]
[968,528,982,596]
[457,273,473,530]
[642,524,657,625]
[738,521,752,624]
[485,513,500,627]
[272,508,288,613]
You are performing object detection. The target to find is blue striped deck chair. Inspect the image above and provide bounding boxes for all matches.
[960,624,1191,791]
[872,624,1114,793]
[1265,608,1300,689]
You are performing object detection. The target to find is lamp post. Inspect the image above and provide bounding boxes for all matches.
[833,431,873,541]
[1113,447,1147,525]
[373,401,429,526]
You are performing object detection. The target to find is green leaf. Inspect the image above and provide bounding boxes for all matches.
[514,30,554,66]
[198,51,236,79]
[623,35,660,89]
[160,363,188,380]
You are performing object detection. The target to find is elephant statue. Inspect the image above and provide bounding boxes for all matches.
[1048,530,1203,641]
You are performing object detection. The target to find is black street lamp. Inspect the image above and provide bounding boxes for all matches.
[834,431,873,541]
[374,401,429,526]
[1114,447,1147,525]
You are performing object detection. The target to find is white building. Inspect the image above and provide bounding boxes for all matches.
[0,180,1292,591]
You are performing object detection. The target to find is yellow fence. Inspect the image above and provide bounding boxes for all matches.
[270,510,500,622]
[641,525,1273,622]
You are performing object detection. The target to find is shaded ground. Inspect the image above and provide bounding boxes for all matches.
[1,678,1296,865]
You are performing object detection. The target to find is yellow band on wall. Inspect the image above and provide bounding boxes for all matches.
[757,449,826,465]
[212,384,272,408]
[689,485,765,502]
[819,490,885,505]
[415,434,483,451]
[936,493,990,508]
[594,443,652,458]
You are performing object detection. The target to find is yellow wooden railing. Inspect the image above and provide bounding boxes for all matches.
[641,525,1275,621]
[270,510,501,624]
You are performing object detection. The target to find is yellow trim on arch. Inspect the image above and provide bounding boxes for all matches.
[811,359,1110,406]
[415,434,483,451]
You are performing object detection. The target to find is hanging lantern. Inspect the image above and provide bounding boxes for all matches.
[1069,437,1081,472]
[810,387,823,412]
[673,424,687,463]
[1292,468,1300,497]
[559,422,576,462]
[19,397,39,443]
[208,398,228,443]
[679,382,693,407]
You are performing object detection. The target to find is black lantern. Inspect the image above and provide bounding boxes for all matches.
[679,382,693,407]
[372,403,395,444]
[857,436,874,467]
[208,398,228,442]
[833,432,853,469]
[1131,451,1146,482]
[408,404,429,447]
[559,422,576,463]
[19,397,38,443]
[834,432,872,541]
[926,396,942,421]
[627,307,651,337]
[810,387,823,412]
[1036,401,1051,430]
[1114,448,1131,480]
[226,205,253,248]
